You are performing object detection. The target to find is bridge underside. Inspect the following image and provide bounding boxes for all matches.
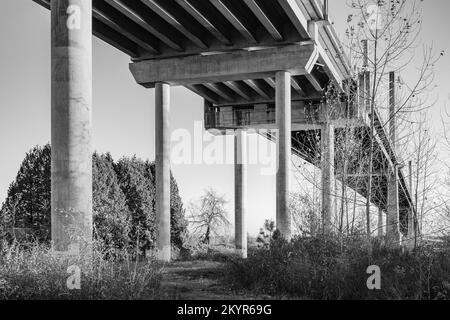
[282,128,411,235]
[34,0,414,260]
[207,102,412,236]
[35,0,347,104]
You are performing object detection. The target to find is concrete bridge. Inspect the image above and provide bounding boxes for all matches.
[33,0,416,260]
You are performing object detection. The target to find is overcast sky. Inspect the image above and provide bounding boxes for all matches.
[1,0,449,235]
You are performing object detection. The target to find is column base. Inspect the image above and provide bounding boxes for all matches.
[148,246,171,262]
[235,248,248,259]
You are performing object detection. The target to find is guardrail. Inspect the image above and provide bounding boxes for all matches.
[205,101,360,130]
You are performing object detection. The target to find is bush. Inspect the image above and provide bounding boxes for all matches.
[0,240,162,300]
[115,156,187,252]
[93,152,132,249]
[0,145,187,253]
[225,235,450,300]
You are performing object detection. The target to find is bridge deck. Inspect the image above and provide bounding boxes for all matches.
[34,0,349,105]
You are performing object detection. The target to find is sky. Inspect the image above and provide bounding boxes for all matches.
[0,0,449,236]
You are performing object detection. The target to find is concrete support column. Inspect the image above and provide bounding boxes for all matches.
[51,0,93,253]
[405,209,416,249]
[387,166,401,245]
[275,71,292,241]
[155,82,171,261]
[378,207,384,237]
[407,211,415,239]
[234,130,247,258]
[386,71,401,245]
[321,122,335,233]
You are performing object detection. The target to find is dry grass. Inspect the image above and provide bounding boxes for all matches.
[0,240,162,300]
[225,236,450,300]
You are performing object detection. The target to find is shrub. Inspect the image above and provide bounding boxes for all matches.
[114,157,156,252]
[115,156,187,252]
[225,235,450,300]
[0,240,162,300]
[92,152,132,249]
[0,146,188,253]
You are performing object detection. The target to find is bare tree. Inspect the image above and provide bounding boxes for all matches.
[284,1,441,243]
[342,0,440,236]
[187,188,230,245]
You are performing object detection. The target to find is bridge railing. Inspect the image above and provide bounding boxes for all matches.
[205,100,363,130]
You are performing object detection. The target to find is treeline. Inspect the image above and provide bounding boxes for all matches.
[0,144,187,252]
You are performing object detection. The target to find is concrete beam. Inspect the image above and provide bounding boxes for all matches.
[175,0,232,45]
[155,82,171,261]
[51,0,93,253]
[276,71,292,241]
[210,0,257,44]
[105,0,183,51]
[244,79,272,99]
[277,0,309,38]
[234,130,248,259]
[187,84,222,105]
[130,44,316,87]
[224,81,253,101]
[92,7,159,54]
[204,83,236,102]
[291,77,306,96]
[141,0,207,49]
[243,0,283,41]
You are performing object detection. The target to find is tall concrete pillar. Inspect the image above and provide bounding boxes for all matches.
[378,207,384,237]
[321,122,335,233]
[386,71,401,245]
[51,0,93,253]
[387,166,401,244]
[407,210,415,239]
[155,82,171,261]
[234,130,247,258]
[275,71,292,241]
[407,161,416,245]
[405,208,416,249]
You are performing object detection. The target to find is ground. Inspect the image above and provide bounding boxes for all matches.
[158,260,267,300]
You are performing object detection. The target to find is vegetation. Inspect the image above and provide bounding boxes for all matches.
[226,234,450,300]
[0,240,162,300]
[256,220,275,249]
[187,188,230,246]
[0,145,187,254]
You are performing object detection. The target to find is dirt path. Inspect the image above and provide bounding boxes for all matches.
[158,260,263,300]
